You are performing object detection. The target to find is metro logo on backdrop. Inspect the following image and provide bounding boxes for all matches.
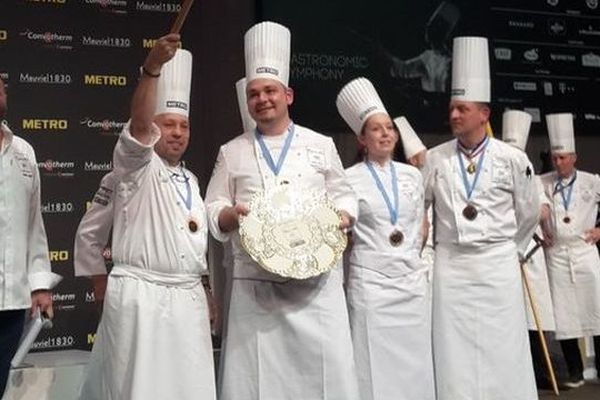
[22,119,68,130]
[0,30,7,41]
[142,38,182,49]
[49,250,70,262]
[84,74,127,86]
[142,38,157,48]
[87,333,97,345]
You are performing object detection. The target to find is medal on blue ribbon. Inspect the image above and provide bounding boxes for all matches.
[554,171,577,224]
[366,160,403,246]
[170,166,198,232]
[457,137,489,221]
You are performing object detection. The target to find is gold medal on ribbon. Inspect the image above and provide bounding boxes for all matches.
[239,185,347,279]
[466,162,477,174]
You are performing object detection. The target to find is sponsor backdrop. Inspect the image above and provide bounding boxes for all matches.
[260,0,600,137]
[0,0,598,355]
[0,0,204,352]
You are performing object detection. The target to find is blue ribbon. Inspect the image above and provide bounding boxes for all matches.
[255,123,295,176]
[366,160,399,225]
[554,171,577,213]
[170,167,192,211]
[456,137,489,201]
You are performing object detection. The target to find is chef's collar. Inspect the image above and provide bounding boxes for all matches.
[0,120,14,154]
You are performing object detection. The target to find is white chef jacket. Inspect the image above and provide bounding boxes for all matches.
[0,121,61,310]
[205,123,359,400]
[345,160,434,400]
[346,160,425,276]
[73,172,116,277]
[540,169,600,339]
[424,137,538,254]
[424,137,539,400]
[111,123,208,275]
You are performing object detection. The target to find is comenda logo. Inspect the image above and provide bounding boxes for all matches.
[22,119,68,130]
[84,74,127,86]
[49,250,69,262]
[20,30,73,44]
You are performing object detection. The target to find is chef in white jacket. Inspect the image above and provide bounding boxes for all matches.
[217,77,257,356]
[337,77,434,400]
[540,112,600,387]
[423,37,539,400]
[205,21,359,400]
[73,172,116,307]
[78,34,216,400]
[0,77,62,397]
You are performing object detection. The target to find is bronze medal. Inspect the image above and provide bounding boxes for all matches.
[462,204,478,221]
[466,162,477,174]
[188,218,198,233]
[563,216,571,224]
[389,230,404,247]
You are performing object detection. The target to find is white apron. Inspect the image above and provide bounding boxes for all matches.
[79,266,216,400]
[540,170,600,340]
[545,240,600,339]
[346,266,434,400]
[344,161,434,400]
[522,229,556,331]
[219,267,359,400]
[433,241,537,400]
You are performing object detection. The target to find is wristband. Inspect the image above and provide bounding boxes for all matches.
[140,65,160,78]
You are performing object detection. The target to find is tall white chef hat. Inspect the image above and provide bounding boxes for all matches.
[336,77,388,135]
[502,110,532,152]
[155,49,193,118]
[451,36,490,102]
[245,21,291,87]
[394,116,426,159]
[546,113,575,154]
[235,77,256,132]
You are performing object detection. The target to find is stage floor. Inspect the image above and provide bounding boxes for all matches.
[539,381,600,400]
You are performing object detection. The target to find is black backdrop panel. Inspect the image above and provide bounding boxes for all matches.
[259,0,490,134]
[0,0,202,352]
[260,0,600,137]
